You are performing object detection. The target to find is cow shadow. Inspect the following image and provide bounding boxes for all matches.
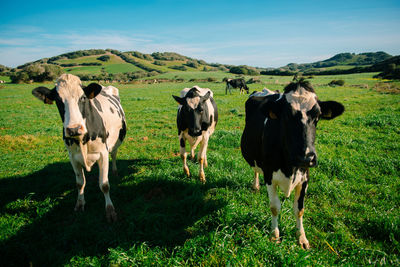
[0,158,227,266]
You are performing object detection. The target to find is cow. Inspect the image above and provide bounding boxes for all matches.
[32,74,126,222]
[224,78,249,95]
[172,86,218,183]
[240,79,344,249]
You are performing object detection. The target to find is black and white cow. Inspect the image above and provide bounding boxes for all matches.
[172,86,218,183]
[224,78,249,95]
[32,74,126,222]
[241,79,344,249]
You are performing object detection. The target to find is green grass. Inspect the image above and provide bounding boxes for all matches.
[0,73,399,266]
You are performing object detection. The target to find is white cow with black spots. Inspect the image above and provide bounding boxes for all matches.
[32,74,126,222]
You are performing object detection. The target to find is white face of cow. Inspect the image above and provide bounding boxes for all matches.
[32,74,104,140]
[56,74,87,138]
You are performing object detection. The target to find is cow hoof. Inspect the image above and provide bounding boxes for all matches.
[199,172,206,184]
[106,205,117,223]
[297,233,310,250]
[74,200,85,212]
[270,229,281,243]
[252,185,260,192]
[184,166,191,177]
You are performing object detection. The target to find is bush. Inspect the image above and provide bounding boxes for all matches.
[10,64,63,83]
[229,66,260,75]
[374,64,400,80]
[328,79,345,86]
[185,61,199,68]
[246,77,262,84]
[10,71,30,83]
[153,60,166,66]
[169,65,187,71]
[97,55,111,62]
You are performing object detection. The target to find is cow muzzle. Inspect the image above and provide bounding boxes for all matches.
[189,129,202,137]
[297,152,317,168]
[66,124,84,138]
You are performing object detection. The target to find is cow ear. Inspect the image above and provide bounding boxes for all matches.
[172,95,185,105]
[319,101,345,120]
[32,87,55,104]
[201,91,211,102]
[83,83,102,99]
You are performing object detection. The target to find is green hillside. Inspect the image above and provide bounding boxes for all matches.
[282,52,392,72]
[7,49,225,83]
[2,50,399,83]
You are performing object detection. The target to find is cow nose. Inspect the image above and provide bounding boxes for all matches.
[66,124,84,137]
[297,152,317,167]
[305,152,317,167]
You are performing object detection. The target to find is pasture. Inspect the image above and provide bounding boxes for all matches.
[0,73,399,266]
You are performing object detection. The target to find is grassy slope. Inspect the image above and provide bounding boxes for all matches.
[0,73,399,266]
[54,53,212,76]
[61,54,143,75]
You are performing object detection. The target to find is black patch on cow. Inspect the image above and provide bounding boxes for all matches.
[110,107,114,113]
[210,97,218,125]
[63,129,79,146]
[78,96,107,144]
[297,181,308,211]
[180,138,185,148]
[101,91,123,119]
[93,98,103,112]
[118,120,127,142]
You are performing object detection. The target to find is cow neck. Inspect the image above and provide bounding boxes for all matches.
[79,140,91,172]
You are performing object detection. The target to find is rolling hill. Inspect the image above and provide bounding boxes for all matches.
[1,50,398,83]
[281,51,392,72]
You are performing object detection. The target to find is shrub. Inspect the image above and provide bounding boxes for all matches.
[169,65,187,71]
[10,64,63,83]
[97,55,111,62]
[328,79,345,86]
[229,66,260,75]
[10,71,30,83]
[186,61,199,68]
[153,60,166,66]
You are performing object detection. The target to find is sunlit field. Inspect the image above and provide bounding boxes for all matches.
[0,72,399,265]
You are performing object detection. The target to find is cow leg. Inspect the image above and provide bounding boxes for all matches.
[98,151,117,222]
[198,137,209,183]
[70,158,86,211]
[204,154,208,168]
[111,149,118,177]
[294,181,310,249]
[267,184,281,242]
[253,171,260,191]
[180,136,190,177]
[190,147,195,161]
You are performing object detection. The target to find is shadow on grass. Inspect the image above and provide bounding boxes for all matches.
[0,159,227,266]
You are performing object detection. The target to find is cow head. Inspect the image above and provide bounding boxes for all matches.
[32,74,102,140]
[173,88,211,136]
[262,79,344,168]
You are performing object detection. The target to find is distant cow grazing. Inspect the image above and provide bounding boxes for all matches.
[172,86,218,183]
[224,78,249,94]
[32,74,126,222]
[241,79,344,249]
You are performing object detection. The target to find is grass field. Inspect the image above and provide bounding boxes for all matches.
[0,73,399,266]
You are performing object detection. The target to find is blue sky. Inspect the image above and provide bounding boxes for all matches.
[1,0,400,68]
